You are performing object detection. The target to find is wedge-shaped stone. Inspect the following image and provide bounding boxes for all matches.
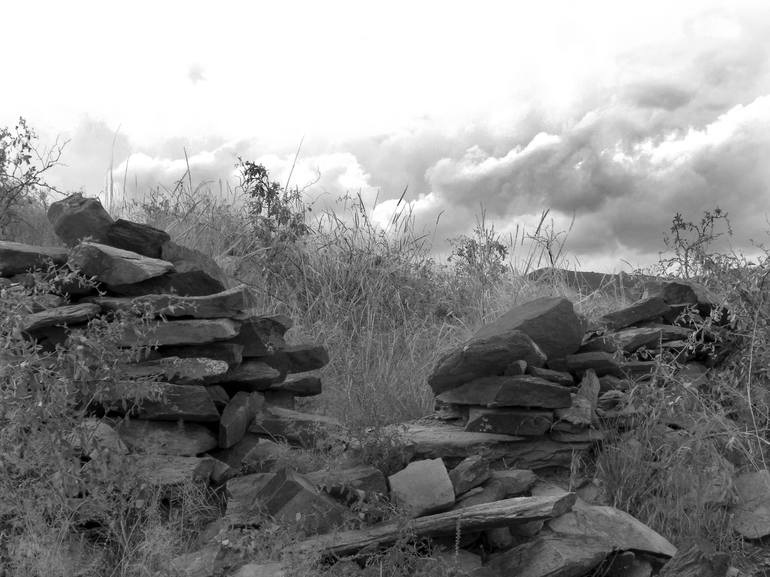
[121,356,229,385]
[225,472,279,523]
[219,391,263,448]
[259,344,330,374]
[429,330,546,395]
[600,296,670,331]
[256,469,348,534]
[389,458,455,517]
[730,469,770,539]
[118,318,240,347]
[96,381,220,422]
[212,360,282,390]
[266,374,322,397]
[474,297,584,360]
[565,352,623,377]
[436,375,572,409]
[117,419,217,456]
[448,455,490,497]
[47,193,114,246]
[486,534,610,577]
[103,219,170,258]
[226,314,291,356]
[466,407,553,436]
[161,239,231,292]
[108,270,225,297]
[249,406,345,447]
[643,279,719,309]
[69,241,174,286]
[548,501,677,557]
[85,285,258,318]
[0,241,68,276]
[207,385,231,409]
[489,469,538,496]
[159,343,244,368]
[22,303,100,333]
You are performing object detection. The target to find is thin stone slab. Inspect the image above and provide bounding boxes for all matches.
[0,241,68,276]
[121,357,230,385]
[211,360,282,390]
[85,285,258,318]
[226,314,291,356]
[599,296,671,331]
[219,391,264,448]
[389,458,455,517]
[436,375,572,409]
[305,465,388,496]
[473,296,584,360]
[159,343,244,368]
[22,303,100,333]
[103,219,170,259]
[526,366,575,387]
[108,270,225,297]
[117,419,218,456]
[68,241,174,286]
[486,534,610,577]
[429,330,547,395]
[95,381,220,422]
[47,193,114,246]
[117,318,240,347]
[466,407,553,436]
[565,352,623,377]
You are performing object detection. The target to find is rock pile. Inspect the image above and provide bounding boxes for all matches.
[1,193,335,491]
[1,193,735,577]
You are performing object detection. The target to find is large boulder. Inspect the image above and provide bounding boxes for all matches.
[429,330,546,395]
[47,193,114,246]
[474,297,585,360]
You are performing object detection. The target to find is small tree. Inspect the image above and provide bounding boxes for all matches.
[0,117,64,239]
[660,207,732,280]
[448,217,509,287]
[236,157,310,245]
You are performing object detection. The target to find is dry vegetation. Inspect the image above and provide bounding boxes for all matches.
[2,119,770,575]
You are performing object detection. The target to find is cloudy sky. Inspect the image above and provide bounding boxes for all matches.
[3,0,770,272]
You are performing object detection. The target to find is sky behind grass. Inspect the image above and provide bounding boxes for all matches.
[3,0,770,271]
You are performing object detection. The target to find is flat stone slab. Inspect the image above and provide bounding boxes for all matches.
[0,241,68,276]
[68,241,174,286]
[466,407,553,436]
[486,534,611,577]
[22,303,100,333]
[474,296,584,360]
[85,285,258,318]
[212,360,282,391]
[599,296,671,331]
[103,219,170,259]
[436,375,572,409]
[565,352,623,377]
[429,330,546,395]
[730,469,770,538]
[305,465,388,496]
[159,343,244,368]
[120,356,230,385]
[96,381,220,422]
[396,421,590,470]
[226,314,291,356]
[108,270,225,297]
[389,458,455,517]
[526,366,574,387]
[118,318,240,347]
[258,344,330,374]
[117,419,218,456]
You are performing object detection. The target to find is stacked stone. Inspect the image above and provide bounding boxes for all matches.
[0,193,335,487]
[422,284,726,471]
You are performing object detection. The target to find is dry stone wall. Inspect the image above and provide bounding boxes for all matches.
[0,193,736,577]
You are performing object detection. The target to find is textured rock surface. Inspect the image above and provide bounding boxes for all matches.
[69,242,174,286]
[0,240,68,276]
[474,297,584,360]
[436,375,572,409]
[429,330,546,395]
[48,193,114,246]
[388,458,455,517]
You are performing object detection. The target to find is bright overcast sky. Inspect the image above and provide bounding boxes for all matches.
[3,0,770,271]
